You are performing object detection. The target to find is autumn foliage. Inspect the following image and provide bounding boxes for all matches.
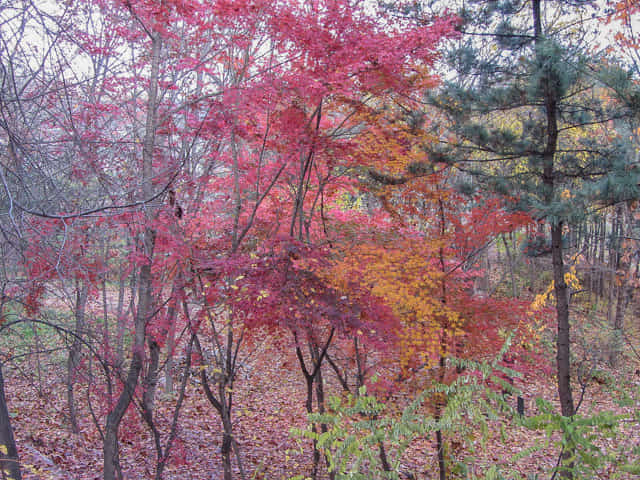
[4,1,640,480]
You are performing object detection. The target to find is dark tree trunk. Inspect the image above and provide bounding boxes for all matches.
[552,223,574,419]
[294,329,334,480]
[435,429,446,480]
[553,220,576,479]
[220,396,234,480]
[533,0,575,476]
[354,337,365,390]
[194,320,246,480]
[434,354,447,480]
[0,363,21,480]
[378,442,391,474]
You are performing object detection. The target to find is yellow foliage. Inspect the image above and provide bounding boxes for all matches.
[331,241,464,373]
[528,264,581,314]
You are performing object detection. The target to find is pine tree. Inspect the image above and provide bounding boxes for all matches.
[423,1,640,477]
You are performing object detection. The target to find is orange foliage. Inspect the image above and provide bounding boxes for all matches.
[332,240,464,374]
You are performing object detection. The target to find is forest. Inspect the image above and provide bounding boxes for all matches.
[1,0,640,479]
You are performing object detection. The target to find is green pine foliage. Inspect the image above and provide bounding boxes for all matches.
[426,0,639,221]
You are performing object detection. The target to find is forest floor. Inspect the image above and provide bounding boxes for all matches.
[6,316,640,480]
[5,259,640,479]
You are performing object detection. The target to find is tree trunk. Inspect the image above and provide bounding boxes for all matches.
[143,340,161,419]
[610,281,631,367]
[29,323,44,397]
[67,281,88,434]
[434,354,447,480]
[552,223,574,419]
[103,29,161,480]
[607,208,621,325]
[533,0,575,476]
[552,222,576,479]
[102,276,110,355]
[0,363,21,480]
[313,350,334,480]
[378,442,391,474]
[598,217,606,297]
[294,329,334,480]
[103,261,152,480]
[435,429,446,480]
[116,268,136,368]
[301,360,320,480]
[610,207,635,367]
[164,299,178,394]
[115,270,125,368]
[220,397,234,480]
[502,233,518,297]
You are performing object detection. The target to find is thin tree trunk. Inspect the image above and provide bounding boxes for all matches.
[116,269,136,368]
[435,198,448,480]
[103,260,152,480]
[354,337,365,390]
[154,334,194,480]
[115,265,127,367]
[502,233,518,297]
[143,340,160,419]
[300,354,320,480]
[552,222,575,478]
[610,206,635,367]
[584,223,595,302]
[378,442,391,474]
[610,280,631,367]
[435,429,446,480]
[103,30,161,480]
[220,397,234,480]
[598,217,607,297]
[313,347,334,480]
[607,208,621,325]
[192,311,246,480]
[29,323,44,397]
[434,355,447,480]
[67,281,88,434]
[102,275,110,354]
[294,329,334,480]
[164,298,177,394]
